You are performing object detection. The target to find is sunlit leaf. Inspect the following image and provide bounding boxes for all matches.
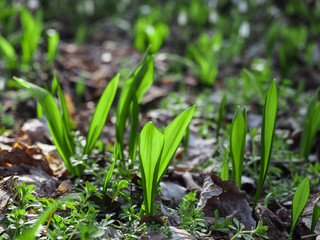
[253,80,277,209]
[139,122,164,215]
[311,197,320,233]
[230,106,247,189]
[116,53,153,159]
[14,77,75,175]
[156,106,196,185]
[84,74,119,155]
[220,161,229,181]
[300,88,320,161]
[290,177,310,235]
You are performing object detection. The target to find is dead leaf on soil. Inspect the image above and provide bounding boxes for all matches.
[0,174,18,221]
[0,141,65,177]
[255,205,289,240]
[202,174,256,230]
[196,176,223,211]
[0,142,52,175]
[144,226,198,240]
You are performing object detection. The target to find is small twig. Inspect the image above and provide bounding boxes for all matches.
[301,233,320,239]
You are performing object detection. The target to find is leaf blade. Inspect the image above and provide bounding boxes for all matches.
[156,106,196,185]
[84,74,119,155]
[139,122,164,215]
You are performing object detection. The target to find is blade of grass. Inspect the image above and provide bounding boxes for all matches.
[84,74,119,155]
[139,122,164,215]
[253,80,277,209]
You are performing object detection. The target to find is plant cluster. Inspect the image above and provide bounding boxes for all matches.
[1,1,320,239]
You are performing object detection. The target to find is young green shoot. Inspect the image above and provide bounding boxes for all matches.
[311,197,320,233]
[220,161,229,181]
[14,73,119,176]
[0,35,18,71]
[20,8,43,71]
[139,106,196,215]
[300,88,320,162]
[103,139,121,196]
[253,80,277,209]
[139,122,164,215]
[47,28,60,66]
[116,52,154,161]
[230,106,247,189]
[187,32,222,85]
[289,177,310,239]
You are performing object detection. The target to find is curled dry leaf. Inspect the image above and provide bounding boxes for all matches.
[196,176,223,211]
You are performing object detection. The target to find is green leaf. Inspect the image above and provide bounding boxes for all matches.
[311,197,320,233]
[128,94,139,161]
[14,77,75,175]
[84,74,119,155]
[220,161,229,181]
[157,106,196,185]
[0,35,17,61]
[300,88,320,161]
[47,29,59,65]
[20,8,43,64]
[290,177,310,235]
[139,122,164,215]
[253,80,277,209]
[230,106,247,189]
[103,139,121,195]
[116,54,153,159]
[52,72,72,133]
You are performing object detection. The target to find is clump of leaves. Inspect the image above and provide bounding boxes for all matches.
[14,73,119,177]
[178,191,207,237]
[187,32,222,85]
[134,10,169,54]
[4,182,37,239]
[229,218,268,240]
[139,106,196,215]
